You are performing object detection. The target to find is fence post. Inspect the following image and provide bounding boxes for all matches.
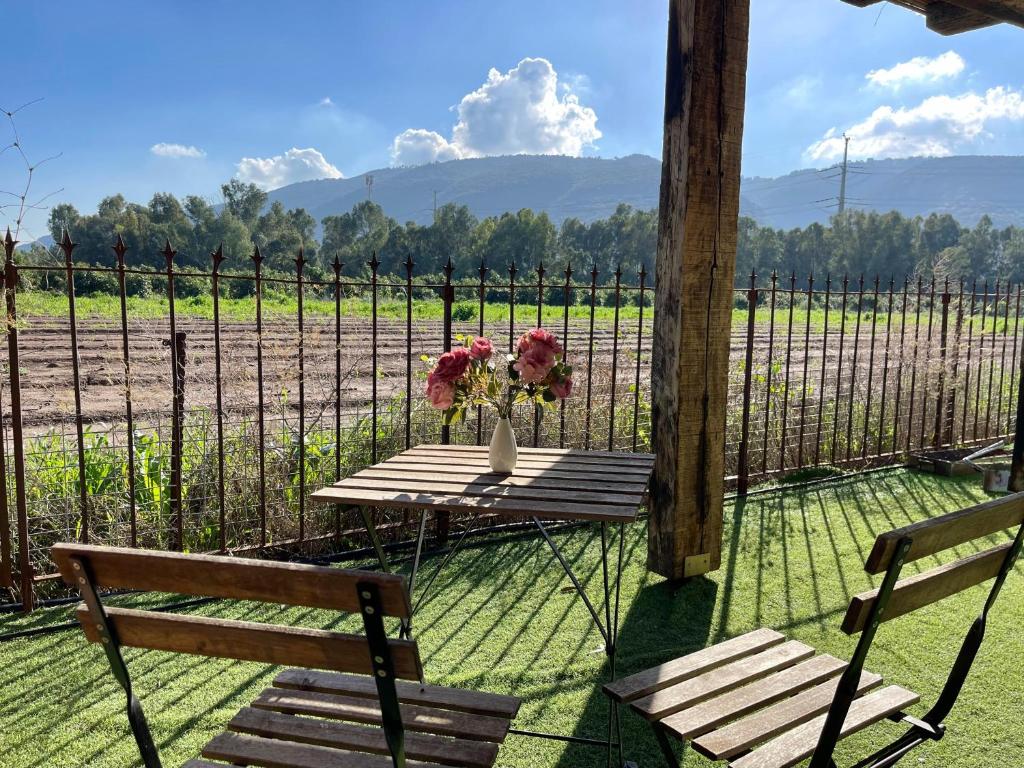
[561,262,572,448]
[296,247,306,542]
[406,255,416,450]
[162,240,185,551]
[934,282,951,447]
[251,245,267,549]
[60,231,89,544]
[737,271,757,495]
[211,245,227,552]
[608,265,622,451]
[114,235,139,548]
[476,258,487,447]
[437,257,454,544]
[333,254,343,538]
[534,262,545,447]
[3,229,31,611]
[369,251,380,464]
[632,265,647,453]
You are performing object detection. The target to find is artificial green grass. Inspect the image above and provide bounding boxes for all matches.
[1,468,1021,767]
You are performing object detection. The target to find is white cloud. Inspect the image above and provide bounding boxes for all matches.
[150,142,205,159]
[235,147,344,189]
[391,57,601,166]
[318,97,334,107]
[805,86,1024,163]
[865,51,965,90]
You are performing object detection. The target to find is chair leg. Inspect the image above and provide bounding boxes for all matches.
[653,724,682,768]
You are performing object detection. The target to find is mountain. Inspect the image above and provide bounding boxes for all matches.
[266,153,1024,232]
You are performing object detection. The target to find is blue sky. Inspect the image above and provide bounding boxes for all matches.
[3,0,1022,241]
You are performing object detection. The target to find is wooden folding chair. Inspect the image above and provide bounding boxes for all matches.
[604,493,1024,768]
[53,544,520,768]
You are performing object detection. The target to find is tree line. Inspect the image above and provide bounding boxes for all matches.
[22,180,1024,295]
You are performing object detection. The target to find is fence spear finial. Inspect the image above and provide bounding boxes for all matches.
[479,258,488,281]
[113,234,127,266]
[211,243,225,274]
[368,250,380,273]
[4,227,18,261]
[295,246,306,274]
[60,229,77,262]
[405,253,415,278]
[332,252,341,277]
[251,243,263,266]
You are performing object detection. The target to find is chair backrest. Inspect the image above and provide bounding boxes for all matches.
[53,544,422,680]
[841,493,1024,635]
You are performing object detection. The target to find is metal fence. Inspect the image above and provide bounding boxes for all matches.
[1,228,1020,612]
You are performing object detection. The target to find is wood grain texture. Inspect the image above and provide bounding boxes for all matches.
[660,654,847,739]
[229,707,499,767]
[843,542,1012,633]
[863,493,1024,573]
[252,687,511,742]
[729,685,920,768]
[202,731,439,768]
[604,628,785,703]
[76,606,422,679]
[274,669,520,718]
[840,0,1024,33]
[53,543,411,617]
[631,641,814,720]
[648,0,751,580]
[692,671,883,761]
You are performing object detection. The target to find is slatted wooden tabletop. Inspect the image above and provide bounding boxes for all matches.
[311,445,655,523]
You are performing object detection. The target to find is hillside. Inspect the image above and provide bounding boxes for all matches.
[267,154,1024,232]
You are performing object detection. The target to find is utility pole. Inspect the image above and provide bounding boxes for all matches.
[837,133,850,214]
[365,174,374,201]
[433,190,438,223]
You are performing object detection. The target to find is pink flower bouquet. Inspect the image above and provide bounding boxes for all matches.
[424,328,573,425]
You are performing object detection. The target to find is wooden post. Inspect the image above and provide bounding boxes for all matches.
[649,0,750,580]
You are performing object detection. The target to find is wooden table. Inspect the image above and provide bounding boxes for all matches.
[311,444,655,758]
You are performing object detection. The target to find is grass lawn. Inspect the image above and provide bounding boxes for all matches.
[1,468,1021,767]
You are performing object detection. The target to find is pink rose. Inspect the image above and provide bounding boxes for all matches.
[514,328,562,384]
[432,347,471,383]
[517,328,562,356]
[425,377,455,410]
[469,337,493,361]
[549,374,573,399]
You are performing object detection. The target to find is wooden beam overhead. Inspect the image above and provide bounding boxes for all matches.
[649,0,750,580]
[840,0,1024,34]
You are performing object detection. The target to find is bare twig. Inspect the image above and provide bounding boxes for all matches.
[0,98,63,243]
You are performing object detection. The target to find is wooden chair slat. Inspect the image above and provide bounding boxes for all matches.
[865,493,1024,574]
[274,669,521,718]
[631,641,815,720]
[660,655,848,740]
[604,628,785,703]
[181,762,225,767]
[692,671,883,761]
[842,542,1012,634]
[202,731,441,768]
[312,486,638,523]
[729,685,920,768]
[229,707,499,768]
[251,688,511,743]
[53,543,411,617]
[76,606,422,680]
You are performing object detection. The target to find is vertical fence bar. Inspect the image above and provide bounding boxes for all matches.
[845,275,864,462]
[477,259,487,446]
[797,273,813,468]
[534,263,545,448]
[917,277,936,448]
[893,279,909,453]
[815,275,831,465]
[252,245,267,549]
[584,266,597,451]
[295,248,306,542]
[370,252,381,461]
[211,246,227,552]
[632,265,647,453]
[4,231,31,610]
[608,266,622,452]
[561,263,572,449]
[934,281,951,447]
[1009,286,1022,434]
[946,280,964,444]
[113,235,138,547]
[438,257,453,544]
[59,231,89,544]
[333,255,343,537]
[779,272,796,471]
[985,280,1000,438]
[862,276,879,458]
[162,240,185,552]
[831,275,849,464]
[737,272,757,494]
[762,271,777,474]
[877,277,895,455]
[974,278,989,440]
[508,263,517,354]
[406,255,415,450]
[906,277,923,454]
[961,280,977,444]
[0,354,9,589]
[996,282,1011,434]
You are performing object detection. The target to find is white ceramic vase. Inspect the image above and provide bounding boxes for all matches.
[488,417,518,473]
